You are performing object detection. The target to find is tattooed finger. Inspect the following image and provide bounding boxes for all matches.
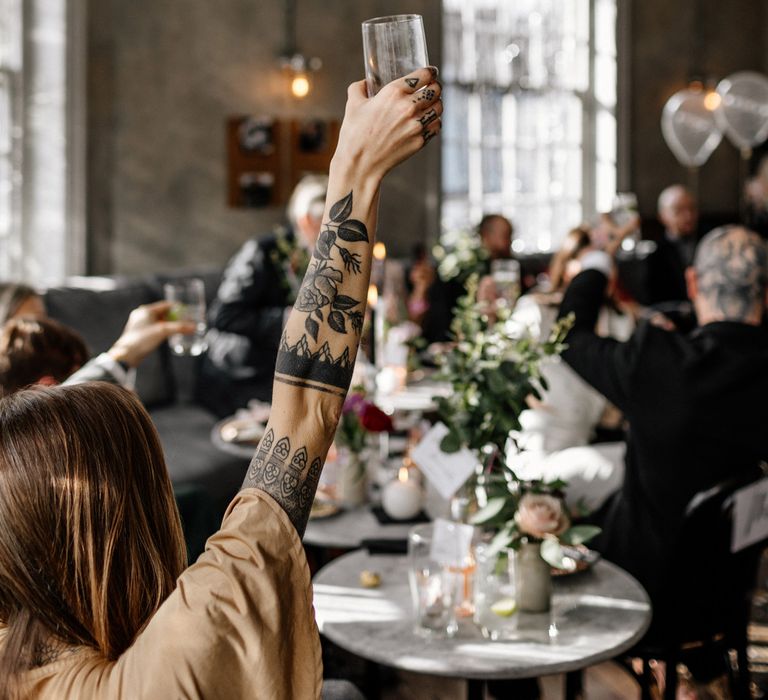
[401,66,439,93]
[418,108,439,127]
[422,118,441,144]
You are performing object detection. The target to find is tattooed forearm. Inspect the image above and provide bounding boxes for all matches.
[244,427,325,535]
[275,190,368,392]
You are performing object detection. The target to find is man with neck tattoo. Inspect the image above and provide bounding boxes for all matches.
[557,225,768,652]
[6,68,441,699]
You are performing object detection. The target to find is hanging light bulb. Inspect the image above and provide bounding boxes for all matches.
[291,71,310,98]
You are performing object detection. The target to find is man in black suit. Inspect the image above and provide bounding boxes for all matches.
[197,175,326,416]
[640,184,699,306]
[558,225,768,615]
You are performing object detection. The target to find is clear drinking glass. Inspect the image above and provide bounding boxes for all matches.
[490,259,521,309]
[407,524,458,637]
[362,15,429,97]
[473,543,519,640]
[611,192,641,251]
[163,278,207,356]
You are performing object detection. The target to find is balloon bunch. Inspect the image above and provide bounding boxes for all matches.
[662,71,768,168]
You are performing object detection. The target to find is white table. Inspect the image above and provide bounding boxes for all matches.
[313,550,651,697]
[304,505,417,550]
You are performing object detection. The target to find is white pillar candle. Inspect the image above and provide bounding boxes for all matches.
[382,467,422,520]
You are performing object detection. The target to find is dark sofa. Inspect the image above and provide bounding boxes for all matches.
[42,268,251,557]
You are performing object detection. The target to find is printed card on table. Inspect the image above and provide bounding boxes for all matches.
[732,477,768,553]
[429,518,475,567]
[410,422,477,500]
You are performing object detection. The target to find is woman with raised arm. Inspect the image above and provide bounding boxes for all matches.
[0,68,442,700]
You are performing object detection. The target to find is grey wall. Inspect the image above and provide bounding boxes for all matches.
[628,0,767,221]
[87,0,442,275]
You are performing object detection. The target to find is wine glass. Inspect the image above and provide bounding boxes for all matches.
[362,14,429,97]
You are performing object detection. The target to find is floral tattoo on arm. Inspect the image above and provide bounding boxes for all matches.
[274,191,369,395]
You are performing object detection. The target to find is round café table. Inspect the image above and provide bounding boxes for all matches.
[304,505,416,550]
[313,550,651,699]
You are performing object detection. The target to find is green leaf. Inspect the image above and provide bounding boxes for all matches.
[540,537,570,570]
[559,525,601,546]
[469,497,507,525]
[329,192,353,222]
[440,431,462,453]
[485,527,515,558]
[337,219,369,243]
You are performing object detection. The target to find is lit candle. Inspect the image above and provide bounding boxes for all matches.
[367,284,385,369]
[372,242,387,290]
[381,466,422,520]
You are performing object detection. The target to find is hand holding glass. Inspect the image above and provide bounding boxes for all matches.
[362,15,429,97]
[163,279,207,356]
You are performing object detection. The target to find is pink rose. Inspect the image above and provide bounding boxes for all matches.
[515,493,570,540]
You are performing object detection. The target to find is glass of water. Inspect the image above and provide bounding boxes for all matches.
[474,543,519,640]
[407,524,458,637]
[163,278,207,356]
[362,15,429,97]
[490,259,521,309]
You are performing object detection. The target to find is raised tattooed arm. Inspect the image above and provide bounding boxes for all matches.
[241,68,442,535]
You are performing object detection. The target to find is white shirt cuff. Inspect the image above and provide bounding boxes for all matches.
[579,250,612,278]
[91,353,136,390]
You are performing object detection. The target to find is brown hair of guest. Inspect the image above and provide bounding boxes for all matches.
[0,383,187,697]
[0,284,45,325]
[0,318,90,396]
[548,226,592,292]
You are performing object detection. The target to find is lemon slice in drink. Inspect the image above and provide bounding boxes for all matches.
[490,598,518,617]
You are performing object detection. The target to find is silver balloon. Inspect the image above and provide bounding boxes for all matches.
[661,88,723,168]
[715,71,768,152]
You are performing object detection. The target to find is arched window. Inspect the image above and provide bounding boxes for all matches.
[442,0,619,252]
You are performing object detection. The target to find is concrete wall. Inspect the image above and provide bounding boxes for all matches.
[86,0,442,274]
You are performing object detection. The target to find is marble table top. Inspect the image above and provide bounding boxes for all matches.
[313,550,651,680]
[304,506,416,549]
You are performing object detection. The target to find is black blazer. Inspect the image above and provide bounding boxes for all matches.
[558,268,768,606]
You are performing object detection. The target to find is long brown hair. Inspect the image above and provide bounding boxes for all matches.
[0,383,186,697]
[548,226,592,292]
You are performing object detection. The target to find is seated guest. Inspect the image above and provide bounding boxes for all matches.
[0,283,46,324]
[557,225,768,628]
[640,184,699,306]
[0,68,441,698]
[420,214,515,344]
[508,225,634,513]
[199,175,328,417]
[0,302,194,395]
[0,318,88,394]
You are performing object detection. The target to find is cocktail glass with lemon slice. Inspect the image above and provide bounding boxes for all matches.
[474,544,519,640]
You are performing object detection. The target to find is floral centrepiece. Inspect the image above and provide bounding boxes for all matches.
[334,389,394,506]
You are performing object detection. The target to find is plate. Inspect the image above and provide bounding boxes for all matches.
[310,500,341,520]
[219,418,265,446]
[551,545,601,577]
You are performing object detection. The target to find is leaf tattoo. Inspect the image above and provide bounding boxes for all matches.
[290,191,368,339]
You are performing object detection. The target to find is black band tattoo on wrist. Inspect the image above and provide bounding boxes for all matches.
[275,190,367,391]
[243,432,324,535]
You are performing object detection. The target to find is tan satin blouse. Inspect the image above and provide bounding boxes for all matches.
[15,489,322,699]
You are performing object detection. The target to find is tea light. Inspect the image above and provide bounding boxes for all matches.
[382,467,422,520]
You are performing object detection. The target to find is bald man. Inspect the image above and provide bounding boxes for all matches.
[641,184,700,305]
[558,226,768,649]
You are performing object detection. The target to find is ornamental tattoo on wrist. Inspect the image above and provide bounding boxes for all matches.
[275,191,368,394]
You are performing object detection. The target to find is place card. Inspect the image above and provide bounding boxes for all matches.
[410,422,477,500]
[429,517,475,567]
[732,477,768,553]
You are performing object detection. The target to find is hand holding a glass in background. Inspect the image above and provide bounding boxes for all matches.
[163,278,208,356]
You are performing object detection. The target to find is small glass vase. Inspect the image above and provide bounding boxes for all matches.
[337,449,368,506]
[515,540,552,613]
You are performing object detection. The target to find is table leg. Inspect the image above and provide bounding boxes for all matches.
[467,679,485,700]
[564,670,583,699]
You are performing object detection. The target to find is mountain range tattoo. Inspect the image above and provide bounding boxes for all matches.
[275,190,368,393]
